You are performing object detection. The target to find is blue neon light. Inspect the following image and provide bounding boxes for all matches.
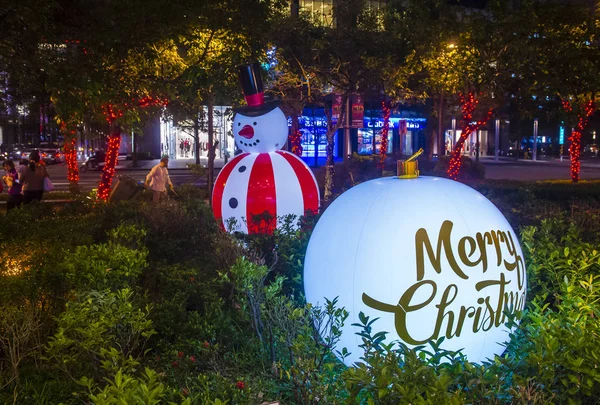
[559,125,565,145]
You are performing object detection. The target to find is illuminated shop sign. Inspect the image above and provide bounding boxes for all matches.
[559,125,565,145]
[366,118,427,130]
[304,176,527,366]
[290,117,427,130]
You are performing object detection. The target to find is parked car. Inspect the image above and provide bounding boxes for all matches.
[584,144,598,157]
[21,148,61,165]
[17,142,64,164]
[38,142,64,164]
[1,144,30,161]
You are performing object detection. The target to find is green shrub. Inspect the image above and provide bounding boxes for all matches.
[63,243,147,292]
[45,288,156,384]
[5,179,600,404]
[342,313,467,405]
[222,257,349,403]
[87,368,191,405]
[236,211,319,300]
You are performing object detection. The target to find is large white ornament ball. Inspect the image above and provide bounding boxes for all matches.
[304,176,527,366]
[234,107,288,153]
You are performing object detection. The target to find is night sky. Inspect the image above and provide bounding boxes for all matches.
[447,0,489,8]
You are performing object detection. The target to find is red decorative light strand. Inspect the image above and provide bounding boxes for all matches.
[447,93,493,180]
[65,137,80,182]
[378,101,391,169]
[564,99,595,182]
[138,95,169,108]
[97,103,123,201]
[97,96,169,200]
[97,125,121,201]
[59,121,80,183]
[289,129,303,157]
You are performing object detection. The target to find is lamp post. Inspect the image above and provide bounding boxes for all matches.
[344,97,351,162]
[533,118,538,161]
[494,118,500,162]
[451,117,456,152]
[438,89,444,157]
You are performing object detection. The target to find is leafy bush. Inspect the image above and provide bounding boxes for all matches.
[45,288,156,384]
[63,242,147,292]
[88,368,190,405]
[4,180,600,404]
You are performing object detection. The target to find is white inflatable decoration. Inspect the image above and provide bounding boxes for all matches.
[212,63,319,234]
[304,168,527,366]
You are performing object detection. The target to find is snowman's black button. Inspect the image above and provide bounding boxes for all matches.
[238,166,246,173]
[229,198,238,209]
[256,139,260,143]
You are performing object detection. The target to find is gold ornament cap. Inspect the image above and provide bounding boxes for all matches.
[397,148,424,179]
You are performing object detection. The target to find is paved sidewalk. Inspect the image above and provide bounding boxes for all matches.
[78,157,227,171]
[479,155,600,168]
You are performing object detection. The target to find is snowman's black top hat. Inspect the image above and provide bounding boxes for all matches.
[235,63,280,117]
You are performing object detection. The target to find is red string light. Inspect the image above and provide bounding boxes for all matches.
[378,101,391,169]
[97,96,169,200]
[289,129,303,156]
[65,138,80,182]
[138,95,169,108]
[101,104,123,124]
[564,99,595,182]
[97,126,122,201]
[447,93,493,180]
[59,121,80,183]
[97,104,124,201]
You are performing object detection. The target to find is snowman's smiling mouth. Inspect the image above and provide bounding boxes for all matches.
[239,138,260,148]
[239,125,254,139]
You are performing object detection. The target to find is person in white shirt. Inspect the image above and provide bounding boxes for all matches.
[145,157,174,202]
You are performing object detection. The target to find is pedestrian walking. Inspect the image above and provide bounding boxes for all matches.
[2,160,23,211]
[145,156,174,203]
[17,159,28,179]
[20,151,49,204]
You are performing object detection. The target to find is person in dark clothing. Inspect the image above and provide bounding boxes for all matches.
[19,151,48,203]
[2,160,23,211]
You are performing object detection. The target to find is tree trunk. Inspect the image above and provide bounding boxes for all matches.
[98,123,121,201]
[207,101,216,203]
[194,114,200,165]
[569,128,581,182]
[63,133,80,194]
[289,113,303,156]
[567,99,596,182]
[378,101,391,170]
[132,131,139,167]
[323,95,347,201]
[447,94,492,180]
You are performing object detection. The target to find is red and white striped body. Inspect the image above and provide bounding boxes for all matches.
[212,151,319,234]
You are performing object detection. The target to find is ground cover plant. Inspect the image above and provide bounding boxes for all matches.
[0,178,599,404]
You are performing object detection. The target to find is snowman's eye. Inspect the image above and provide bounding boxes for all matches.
[237,123,241,126]
[253,122,257,126]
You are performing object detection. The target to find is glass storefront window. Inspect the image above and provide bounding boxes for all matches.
[160,106,232,160]
[404,131,413,156]
[358,128,392,155]
[300,0,333,25]
[375,129,393,154]
[358,129,374,154]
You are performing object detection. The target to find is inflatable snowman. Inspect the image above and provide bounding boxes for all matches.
[212,63,320,234]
